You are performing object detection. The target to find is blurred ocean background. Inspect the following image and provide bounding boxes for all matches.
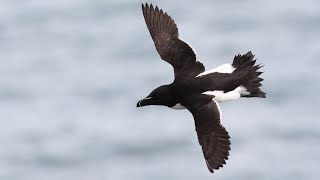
[1,0,320,179]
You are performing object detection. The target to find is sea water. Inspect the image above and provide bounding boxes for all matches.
[0,0,319,179]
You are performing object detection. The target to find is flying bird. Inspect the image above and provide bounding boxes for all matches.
[137,3,266,173]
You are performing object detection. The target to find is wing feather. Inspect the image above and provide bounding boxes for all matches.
[181,95,231,173]
[142,3,204,80]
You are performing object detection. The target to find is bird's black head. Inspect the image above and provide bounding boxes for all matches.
[137,85,177,108]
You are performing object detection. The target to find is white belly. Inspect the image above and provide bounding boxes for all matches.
[202,86,249,102]
[171,64,248,106]
[197,64,248,102]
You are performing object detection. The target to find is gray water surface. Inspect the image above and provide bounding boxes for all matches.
[1,0,319,179]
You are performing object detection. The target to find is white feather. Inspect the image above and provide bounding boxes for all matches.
[196,64,235,77]
[202,86,248,102]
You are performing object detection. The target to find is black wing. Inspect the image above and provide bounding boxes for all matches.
[142,3,205,80]
[181,95,231,173]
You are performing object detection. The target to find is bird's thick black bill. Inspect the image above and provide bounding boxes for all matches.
[136,98,148,107]
[137,100,143,107]
[137,97,155,107]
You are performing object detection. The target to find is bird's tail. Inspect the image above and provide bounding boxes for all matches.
[232,51,266,98]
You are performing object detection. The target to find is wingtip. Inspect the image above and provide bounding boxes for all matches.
[246,51,253,56]
[141,3,146,12]
[261,92,267,98]
[206,160,214,173]
[142,3,152,11]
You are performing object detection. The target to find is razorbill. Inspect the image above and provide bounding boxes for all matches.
[137,3,266,173]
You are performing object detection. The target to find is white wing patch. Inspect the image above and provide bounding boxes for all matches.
[203,86,248,102]
[196,64,235,77]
